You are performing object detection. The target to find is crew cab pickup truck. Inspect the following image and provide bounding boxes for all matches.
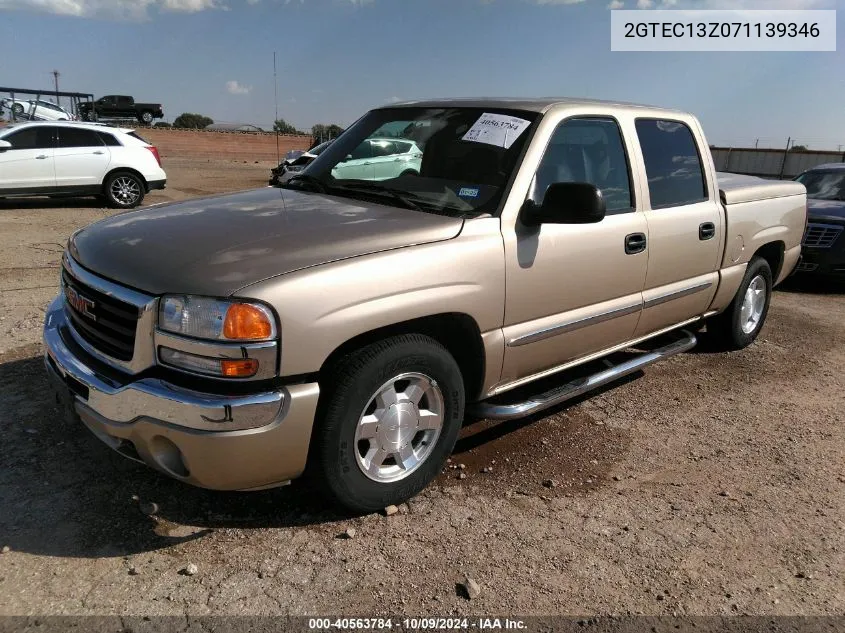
[77,95,164,124]
[43,98,807,512]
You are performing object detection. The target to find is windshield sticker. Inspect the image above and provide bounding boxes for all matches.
[462,113,532,149]
[458,187,480,199]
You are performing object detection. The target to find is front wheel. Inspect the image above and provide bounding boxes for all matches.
[11,103,24,116]
[311,334,465,513]
[104,172,145,209]
[706,256,773,350]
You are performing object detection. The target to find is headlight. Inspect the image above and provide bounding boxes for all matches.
[159,295,277,341]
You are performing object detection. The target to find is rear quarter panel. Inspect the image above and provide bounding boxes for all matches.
[721,192,806,283]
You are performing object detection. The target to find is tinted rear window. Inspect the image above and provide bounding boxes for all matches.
[126,131,149,144]
[635,118,707,208]
[97,131,122,146]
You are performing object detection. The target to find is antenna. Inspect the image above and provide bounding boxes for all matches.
[52,69,60,107]
[273,52,280,164]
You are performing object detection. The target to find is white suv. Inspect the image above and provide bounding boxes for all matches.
[0,121,167,208]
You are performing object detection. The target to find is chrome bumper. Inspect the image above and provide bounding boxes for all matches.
[43,297,320,491]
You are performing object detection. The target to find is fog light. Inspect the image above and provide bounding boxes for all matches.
[159,347,259,378]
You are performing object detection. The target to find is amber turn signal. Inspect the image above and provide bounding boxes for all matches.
[223,304,274,340]
[220,359,260,378]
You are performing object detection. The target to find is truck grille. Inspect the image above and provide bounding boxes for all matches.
[803,223,842,249]
[61,268,140,361]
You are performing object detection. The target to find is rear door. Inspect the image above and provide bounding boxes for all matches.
[631,117,723,337]
[54,127,111,189]
[0,126,56,191]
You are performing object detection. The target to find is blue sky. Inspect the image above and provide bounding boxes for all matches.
[0,0,843,149]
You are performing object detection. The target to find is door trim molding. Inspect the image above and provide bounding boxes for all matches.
[491,315,703,397]
[507,301,642,348]
[642,281,713,310]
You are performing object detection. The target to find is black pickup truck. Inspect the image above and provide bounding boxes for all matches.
[77,95,164,124]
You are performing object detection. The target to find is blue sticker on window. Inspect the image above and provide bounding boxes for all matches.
[458,187,480,198]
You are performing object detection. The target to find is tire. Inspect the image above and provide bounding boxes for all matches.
[706,256,773,350]
[103,172,145,209]
[139,111,153,124]
[311,334,465,513]
[11,103,24,116]
[400,169,419,177]
[84,111,95,122]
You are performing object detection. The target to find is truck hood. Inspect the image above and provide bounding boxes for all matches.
[807,198,845,222]
[69,187,464,296]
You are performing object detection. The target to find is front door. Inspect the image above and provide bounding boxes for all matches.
[0,126,57,191]
[332,140,376,181]
[500,116,649,386]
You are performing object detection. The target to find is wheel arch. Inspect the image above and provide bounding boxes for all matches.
[752,240,785,282]
[102,167,149,193]
[317,312,487,403]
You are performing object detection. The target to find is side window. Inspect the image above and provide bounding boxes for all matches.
[58,128,103,148]
[635,119,707,208]
[531,117,634,213]
[4,127,55,149]
[370,141,397,157]
[349,140,372,160]
[97,132,121,147]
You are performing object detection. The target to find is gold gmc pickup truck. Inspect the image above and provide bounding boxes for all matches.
[43,98,807,512]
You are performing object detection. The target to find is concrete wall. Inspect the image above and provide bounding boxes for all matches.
[140,128,313,162]
[712,147,845,179]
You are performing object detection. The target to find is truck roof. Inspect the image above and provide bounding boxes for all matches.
[380,97,685,115]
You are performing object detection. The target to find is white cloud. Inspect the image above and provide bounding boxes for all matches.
[226,80,252,95]
[533,0,587,4]
[608,0,624,7]
[0,0,222,19]
[630,0,833,7]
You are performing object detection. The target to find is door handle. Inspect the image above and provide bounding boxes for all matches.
[36,155,48,160]
[92,150,105,155]
[625,232,647,255]
[699,222,716,240]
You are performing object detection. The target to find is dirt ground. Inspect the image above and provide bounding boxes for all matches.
[0,158,842,619]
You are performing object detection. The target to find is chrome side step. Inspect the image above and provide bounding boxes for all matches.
[468,329,697,421]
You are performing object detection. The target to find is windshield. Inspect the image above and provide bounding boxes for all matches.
[280,106,539,217]
[795,170,845,201]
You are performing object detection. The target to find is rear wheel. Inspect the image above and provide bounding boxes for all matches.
[11,103,24,116]
[84,111,95,121]
[311,334,465,513]
[104,172,145,209]
[706,256,772,350]
[139,111,153,124]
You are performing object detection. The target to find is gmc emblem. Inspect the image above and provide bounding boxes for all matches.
[65,286,97,321]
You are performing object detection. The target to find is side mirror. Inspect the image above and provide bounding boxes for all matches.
[0,140,11,151]
[522,182,606,226]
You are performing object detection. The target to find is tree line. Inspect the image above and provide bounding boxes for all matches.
[158,113,344,140]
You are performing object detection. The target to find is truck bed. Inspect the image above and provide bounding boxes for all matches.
[717,171,806,205]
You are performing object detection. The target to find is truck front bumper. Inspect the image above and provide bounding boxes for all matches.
[43,298,320,491]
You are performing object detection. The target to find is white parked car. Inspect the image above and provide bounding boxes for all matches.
[2,98,74,121]
[330,137,422,181]
[0,121,167,208]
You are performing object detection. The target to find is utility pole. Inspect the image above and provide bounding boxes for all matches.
[273,52,280,164]
[755,139,759,149]
[778,137,791,180]
[52,70,60,108]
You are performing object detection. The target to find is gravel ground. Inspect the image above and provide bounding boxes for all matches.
[0,159,842,618]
